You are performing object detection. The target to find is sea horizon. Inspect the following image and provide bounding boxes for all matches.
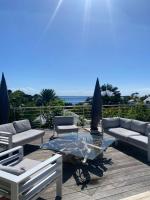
[59,96,91,105]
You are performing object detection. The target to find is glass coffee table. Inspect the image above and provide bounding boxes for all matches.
[41,132,115,163]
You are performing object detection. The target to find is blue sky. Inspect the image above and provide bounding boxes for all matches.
[0,0,150,96]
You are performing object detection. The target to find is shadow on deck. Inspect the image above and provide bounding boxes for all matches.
[23,131,150,200]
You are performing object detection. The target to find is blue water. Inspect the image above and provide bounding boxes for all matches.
[59,96,91,105]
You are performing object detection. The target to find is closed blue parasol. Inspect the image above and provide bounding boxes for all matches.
[90,78,102,132]
[0,73,10,124]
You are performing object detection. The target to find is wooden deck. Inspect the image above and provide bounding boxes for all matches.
[24,130,150,200]
[121,191,150,200]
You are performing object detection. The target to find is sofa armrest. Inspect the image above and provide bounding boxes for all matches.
[147,133,150,162]
[0,146,23,165]
[0,131,13,149]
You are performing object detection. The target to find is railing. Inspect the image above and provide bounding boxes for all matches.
[10,105,92,128]
[9,104,150,128]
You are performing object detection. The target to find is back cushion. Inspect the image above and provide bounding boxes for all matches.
[102,117,120,129]
[0,123,16,134]
[54,116,74,126]
[0,164,25,175]
[13,119,31,133]
[145,124,150,136]
[130,120,148,135]
[120,118,131,130]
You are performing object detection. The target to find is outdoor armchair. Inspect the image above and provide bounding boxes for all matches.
[54,116,78,135]
[0,146,62,200]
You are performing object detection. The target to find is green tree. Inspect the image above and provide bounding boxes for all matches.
[33,94,43,106]
[101,84,121,105]
[40,89,57,105]
[130,92,141,103]
[86,84,121,105]
[9,90,26,107]
[9,90,35,107]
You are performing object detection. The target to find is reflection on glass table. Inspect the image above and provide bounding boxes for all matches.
[41,132,115,163]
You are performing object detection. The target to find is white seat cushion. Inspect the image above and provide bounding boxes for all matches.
[106,127,140,141]
[12,129,45,146]
[127,135,148,150]
[56,125,78,133]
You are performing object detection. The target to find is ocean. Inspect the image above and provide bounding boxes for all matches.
[59,96,91,105]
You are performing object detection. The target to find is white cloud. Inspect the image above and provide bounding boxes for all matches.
[11,87,39,95]
[10,87,93,96]
[121,88,150,96]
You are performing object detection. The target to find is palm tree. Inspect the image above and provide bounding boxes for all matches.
[40,89,57,105]
[0,73,10,124]
[101,84,121,105]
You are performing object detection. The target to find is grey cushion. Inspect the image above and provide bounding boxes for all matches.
[54,116,74,126]
[0,123,16,134]
[106,127,140,141]
[56,125,78,134]
[102,117,120,129]
[13,119,31,133]
[120,118,131,130]
[130,120,148,135]
[0,164,25,175]
[127,135,148,150]
[145,124,150,136]
[14,158,41,171]
[12,129,45,146]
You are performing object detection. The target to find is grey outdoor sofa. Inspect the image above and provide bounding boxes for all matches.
[102,117,150,161]
[0,119,45,149]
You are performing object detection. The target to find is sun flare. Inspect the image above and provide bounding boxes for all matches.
[82,0,92,40]
[36,0,64,46]
[44,0,64,33]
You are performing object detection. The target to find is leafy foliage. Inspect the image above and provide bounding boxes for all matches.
[101,84,121,105]
[40,89,56,106]
[8,88,60,108]
[103,104,150,122]
[9,90,35,107]
[86,83,121,105]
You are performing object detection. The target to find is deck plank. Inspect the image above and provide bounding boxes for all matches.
[120,191,150,200]
[23,130,150,200]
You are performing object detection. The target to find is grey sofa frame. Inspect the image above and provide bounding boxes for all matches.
[0,119,45,149]
[102,117,150,162]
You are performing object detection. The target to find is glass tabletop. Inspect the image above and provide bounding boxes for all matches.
[41,132,115,161]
